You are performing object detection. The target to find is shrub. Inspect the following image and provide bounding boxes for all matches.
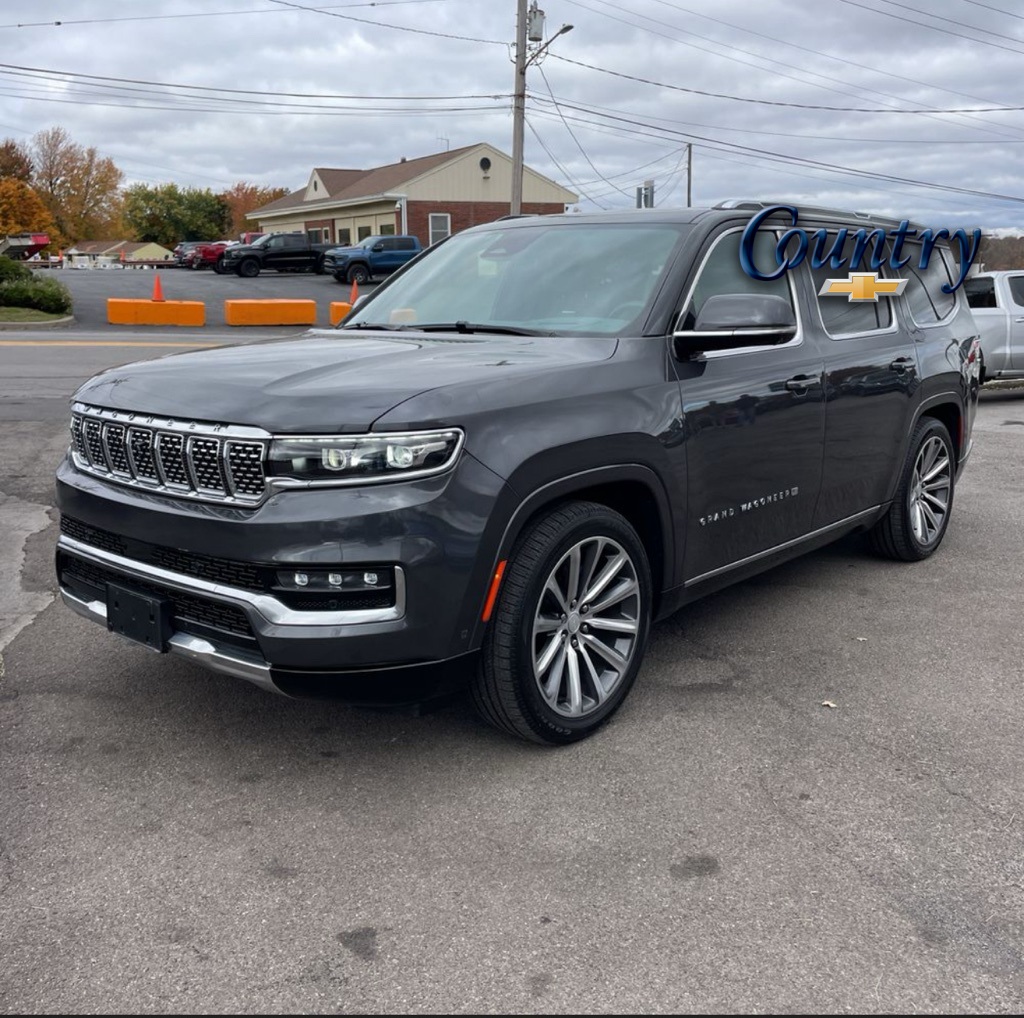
[0,276,73,315]
[0,255,32,283]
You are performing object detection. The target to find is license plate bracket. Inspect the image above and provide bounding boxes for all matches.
[105,581,173,652]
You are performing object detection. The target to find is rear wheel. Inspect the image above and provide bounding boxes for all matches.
[237,258,260,278]
[346,263,370,285]
[869,417,955,561]
[213,256,226,274]
[472,501,652,745]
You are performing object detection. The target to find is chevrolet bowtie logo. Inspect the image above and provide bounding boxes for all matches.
[818,272,908,302]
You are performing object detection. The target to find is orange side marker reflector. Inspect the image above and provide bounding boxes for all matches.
[481,560,507,622]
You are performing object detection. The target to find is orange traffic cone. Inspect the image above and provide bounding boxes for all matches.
[349,279,359,304]
[152,274,165,302]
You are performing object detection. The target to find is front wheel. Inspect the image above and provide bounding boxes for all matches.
[472,501,652,745]
[346,264,370,285]
[237,258,260,278]
[869,417,955,561]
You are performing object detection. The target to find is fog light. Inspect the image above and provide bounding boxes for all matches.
[363,571,378,586]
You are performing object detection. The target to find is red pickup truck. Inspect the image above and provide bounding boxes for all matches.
[189,241,232,273]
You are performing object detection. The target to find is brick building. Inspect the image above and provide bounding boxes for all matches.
[248,142,577,247]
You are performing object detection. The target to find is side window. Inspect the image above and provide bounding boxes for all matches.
[381,238,399,251]
[1006,276,1024,307]
[398,238,416,251]
[429,213,451,246]
[810,262,892,336]
[899,245,956,324]
[964,277,997,309]
[679,229,792,332]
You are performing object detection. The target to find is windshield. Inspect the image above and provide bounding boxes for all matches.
[343,221,688,336]
[250,235,272,248]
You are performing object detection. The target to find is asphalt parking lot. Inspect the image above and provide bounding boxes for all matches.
[32,262,371,333]
[1,275,1023,1013]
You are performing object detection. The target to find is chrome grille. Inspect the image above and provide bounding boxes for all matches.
[69,403,269,506]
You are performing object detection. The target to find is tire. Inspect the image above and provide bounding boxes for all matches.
[314,256,326,275]
[346,263,370,285]
[213,257,226,275]
[868,416,955,562]
[472,500,652,745]
[237,258,260,278]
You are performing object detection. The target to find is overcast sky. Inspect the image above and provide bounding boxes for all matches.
[7,0,1024,228]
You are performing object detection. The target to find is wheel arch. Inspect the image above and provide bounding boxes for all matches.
[470,465,676,652]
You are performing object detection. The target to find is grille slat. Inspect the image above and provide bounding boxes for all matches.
[70,405,268,505]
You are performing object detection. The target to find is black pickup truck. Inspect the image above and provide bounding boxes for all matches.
[219,232,334,277]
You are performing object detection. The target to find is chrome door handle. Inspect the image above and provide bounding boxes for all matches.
[889,357,915,373]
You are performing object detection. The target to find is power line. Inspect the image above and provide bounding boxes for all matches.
[835,0,1024,56]
[529,91,1024,145]
[524,117,610,209]
[0,1,454,31]
[264,0,503,45]
[642,0,1023,135]
[563,0,1019,141]
[535,66,632,199]
[0,62,507,102]
[546,52,1024,113]
[526,100,1024,206]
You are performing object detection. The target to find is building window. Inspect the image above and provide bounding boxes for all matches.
[307,229,320,242]
[357,225,372,241]
[337,228,351,245]
[379,223,396,235]
[429,213,451,246]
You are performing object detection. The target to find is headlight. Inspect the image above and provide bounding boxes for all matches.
[267,429,464,485]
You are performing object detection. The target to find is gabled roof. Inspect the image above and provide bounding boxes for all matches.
[252,144,492,215]
[68,240,172,255]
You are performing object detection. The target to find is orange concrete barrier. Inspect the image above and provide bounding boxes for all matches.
[224,299,317,326]
[107,298,205,326]
[329,301,353,326]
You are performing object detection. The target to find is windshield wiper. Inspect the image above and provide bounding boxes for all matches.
[412,322,553,336]
[340,322,395,330]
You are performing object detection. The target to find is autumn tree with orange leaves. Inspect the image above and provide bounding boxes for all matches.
[0,177,57,238]
[31,127,124,243]
[221,181,290,238]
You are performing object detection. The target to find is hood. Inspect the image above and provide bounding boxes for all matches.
[73,330,618,433]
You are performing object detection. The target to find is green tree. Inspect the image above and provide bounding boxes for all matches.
[122,182,230,246]
[0,138,33,182]
[31,126,123,241]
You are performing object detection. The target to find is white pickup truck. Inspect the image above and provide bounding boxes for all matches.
[964,271,1024,383]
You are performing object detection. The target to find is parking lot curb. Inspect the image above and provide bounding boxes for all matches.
[0,315,76,330]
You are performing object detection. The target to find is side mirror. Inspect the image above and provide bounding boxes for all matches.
[371,243,385,252]
[674,293,797,357]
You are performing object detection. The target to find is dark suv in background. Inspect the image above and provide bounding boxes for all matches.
[56,204,979,744]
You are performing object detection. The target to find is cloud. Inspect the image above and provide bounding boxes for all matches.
[7,0,1024,226]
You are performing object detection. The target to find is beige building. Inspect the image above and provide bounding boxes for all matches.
[66,241,174,265]
[249,142,577,246]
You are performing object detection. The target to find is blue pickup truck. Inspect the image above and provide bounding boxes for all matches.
[323,235,423,285]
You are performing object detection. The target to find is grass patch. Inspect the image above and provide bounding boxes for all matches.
[0,306,69,323]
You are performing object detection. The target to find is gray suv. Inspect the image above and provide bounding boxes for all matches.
[56,204,980,743]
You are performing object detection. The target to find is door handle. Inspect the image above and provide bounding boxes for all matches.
[1014,316,1024,323]
[890,356,915,373]
[785,374,820,391]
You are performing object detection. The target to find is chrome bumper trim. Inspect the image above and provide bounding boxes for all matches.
[59,587,281,694]
[57,533,406,627]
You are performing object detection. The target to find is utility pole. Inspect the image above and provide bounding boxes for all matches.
[510,0,528,217]
[510,3,573,216]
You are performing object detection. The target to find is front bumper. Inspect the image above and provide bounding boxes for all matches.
[55,450,510,699]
